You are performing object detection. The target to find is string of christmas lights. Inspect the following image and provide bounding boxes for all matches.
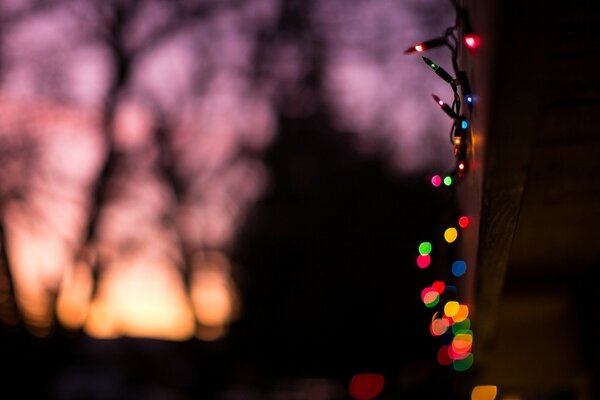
[405,3,480,185]
[405,1,479,373]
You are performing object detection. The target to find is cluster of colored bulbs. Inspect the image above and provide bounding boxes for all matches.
[404,7,479,186]
[416,215,474,372]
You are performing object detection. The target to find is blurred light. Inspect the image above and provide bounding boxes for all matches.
[443,176,453,186]
[452,333,473,355]
[471,385,498,400]
[349,374,384,400]
[448,345,471,361]
[444,301,460,318]
[452,318,471,334]
[416,254,431,269]
[437,346,453,366]
[444,227,458,243]
[421,287,435,303]
[466,95,473,104]
[461,120,468,130]
[432,281,445,294]
[464,34,481,50]
[453,353,474,371]
[458,162,465,171]
[453,304,470,323]
[431,175,442,187]
[418,242,432,256]
[452,260,467,277]
[415,45,424,52]
[430,318,450,336]
[443,315,455,327]
[458,216,470,228]
[423,290,440,308]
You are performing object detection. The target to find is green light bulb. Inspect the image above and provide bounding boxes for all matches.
[422,56,439,70]
[422,56,455,84]
[443,176,453,186]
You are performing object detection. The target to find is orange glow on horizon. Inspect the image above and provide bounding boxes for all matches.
[56,260,93,329]
[191,251,239,335]
[84,259,196,341]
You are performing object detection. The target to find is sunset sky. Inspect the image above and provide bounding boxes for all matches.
[0,0,460,397]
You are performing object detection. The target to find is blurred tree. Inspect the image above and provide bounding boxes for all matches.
[0,0,453,341]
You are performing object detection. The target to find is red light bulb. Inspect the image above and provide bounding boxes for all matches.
[431,94,457,119]
[458,216,469,229]
[403,37,446,54]
[464,34,480,50]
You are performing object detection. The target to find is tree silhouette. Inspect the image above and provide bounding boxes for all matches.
[0,1,458,396]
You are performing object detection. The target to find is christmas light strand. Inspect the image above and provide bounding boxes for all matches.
[405,5,480,185]
[406,2,479,373]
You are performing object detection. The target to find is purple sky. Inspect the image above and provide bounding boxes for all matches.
[0,0,456,339]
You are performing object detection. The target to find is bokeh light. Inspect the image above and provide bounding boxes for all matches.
[348,374,384,400]
[452,260,467,277]
[452,318,471,334]
[444,301,460,318]
[416,254,431,269]
[471,385,498,400]
[432,280,445,294]
[437,345,453,366]
[464,34,481,50]
[448,346,470,361]
[444,227,458,243]
[421,287,436,303]
[423,290,440,308]
[452,304,470,323]
[418,241,432,255]
[452,353,474,371]
[442,314,455,327]
[458,216,470,228]
[452,333,473,355]
[430,317,450,336]
[431,175,442,187]
[443,176,453,186]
